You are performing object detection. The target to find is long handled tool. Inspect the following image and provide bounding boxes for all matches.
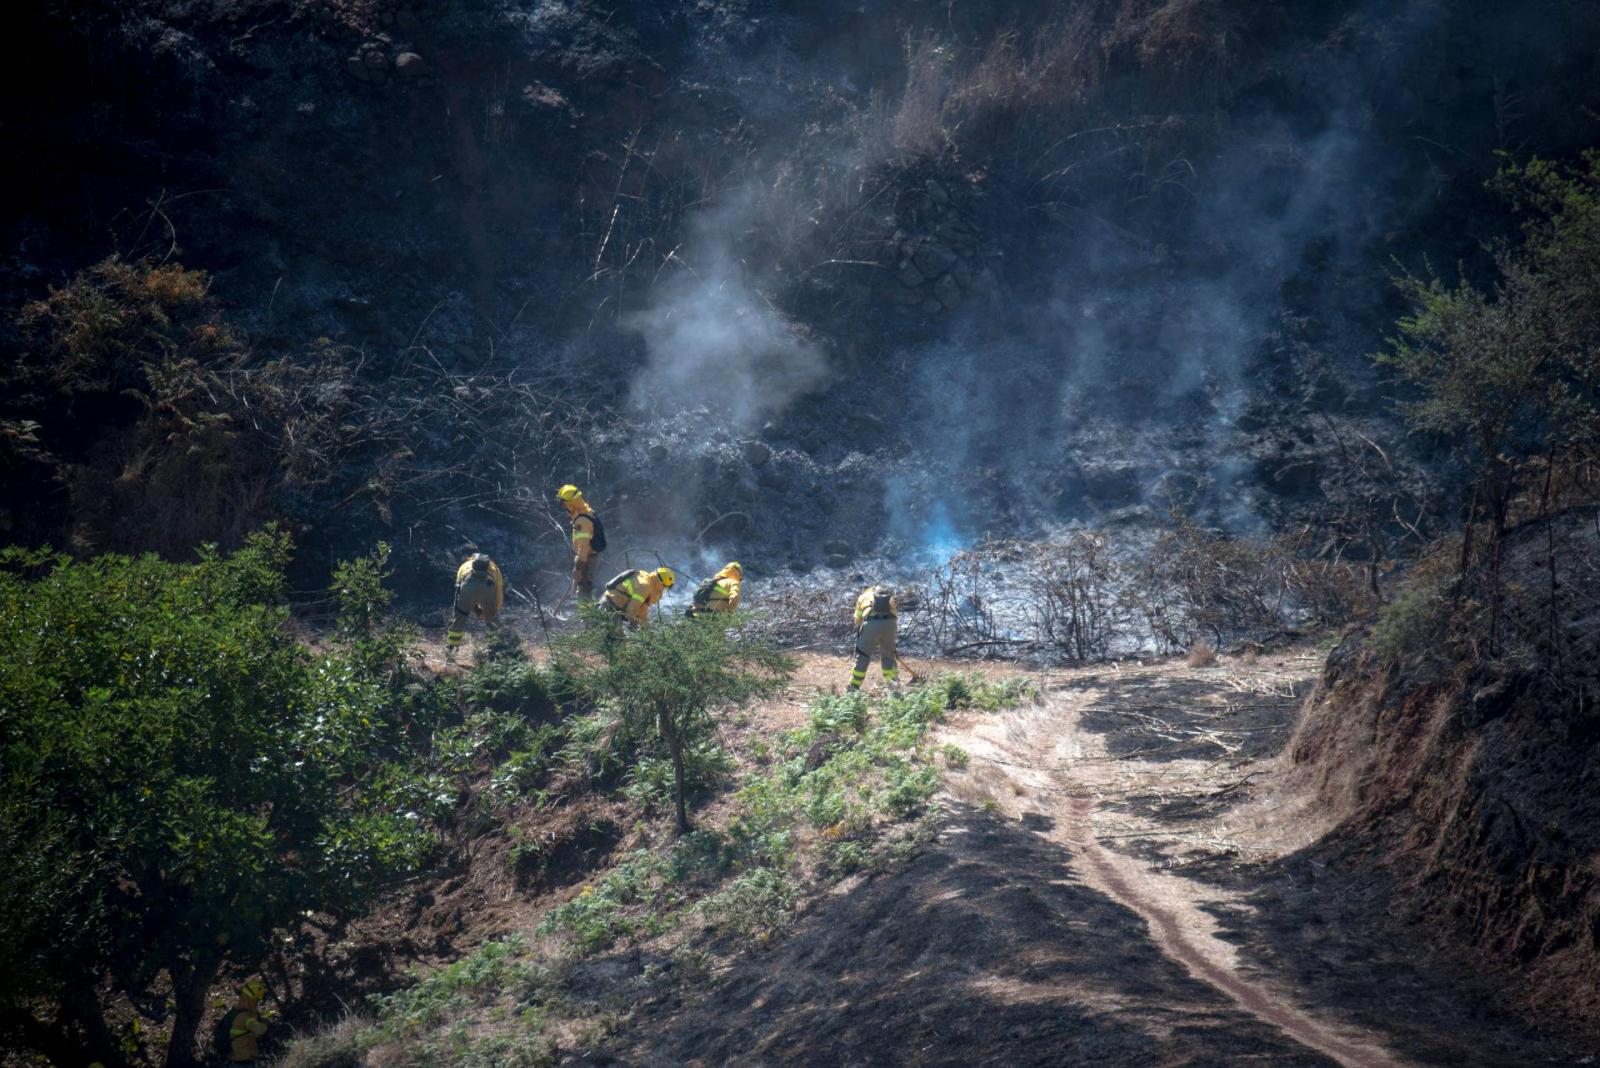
[894,654,923,684]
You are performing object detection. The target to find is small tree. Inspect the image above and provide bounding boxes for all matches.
[0,532,437,1067]
[555,613,793,832]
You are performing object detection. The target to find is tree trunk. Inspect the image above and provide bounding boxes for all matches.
[664,716,689,834]
[165,950,223,1068]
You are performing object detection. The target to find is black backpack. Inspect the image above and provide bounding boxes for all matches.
[869,588,894,617]
[585,512,608,553]
[692,576,720,608]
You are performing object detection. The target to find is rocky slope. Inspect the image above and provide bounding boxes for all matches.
[5,0,1600,589]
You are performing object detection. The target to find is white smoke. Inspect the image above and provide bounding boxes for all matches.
[626,190,829,428]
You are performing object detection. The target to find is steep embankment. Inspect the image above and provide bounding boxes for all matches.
[1287,508,1600,1032]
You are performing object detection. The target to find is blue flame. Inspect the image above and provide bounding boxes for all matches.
[920,500,964,560]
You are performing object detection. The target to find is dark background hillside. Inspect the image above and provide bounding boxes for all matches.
[5,0,1600,590]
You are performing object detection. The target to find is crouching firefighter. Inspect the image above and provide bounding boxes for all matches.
[849,584,899,691]
[216,979,269,1063]
[687,562,743,618]
[557,483,606,600]
[600,566,674,627]
[447,552,504,657]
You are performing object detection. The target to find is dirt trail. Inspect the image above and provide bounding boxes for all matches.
[592,648,1583,1067]
[944,685,1402,1068]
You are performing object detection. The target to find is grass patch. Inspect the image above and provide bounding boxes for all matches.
[276,672,1031,1066]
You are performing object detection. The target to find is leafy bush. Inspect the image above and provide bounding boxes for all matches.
[1370,546,1466,665]
[697,867,796,941]
[0,533,443,1067]
[554,616,793,831]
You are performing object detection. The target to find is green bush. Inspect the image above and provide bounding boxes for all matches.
[0,533,441,1067]
[1370,547,1466,665]
[554,616,793,832]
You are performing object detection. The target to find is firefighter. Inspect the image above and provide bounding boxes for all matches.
[600,566,674,627]
[850,584,899,690]
[687,562,743,618]
[223,979,269,1062]
[557,484,604,600]
[446,552,504,657]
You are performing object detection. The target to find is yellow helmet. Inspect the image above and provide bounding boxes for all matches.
[240,979,266,1001]
[725,561,743,578]
[557,484,581,502]
[656,567,676,588]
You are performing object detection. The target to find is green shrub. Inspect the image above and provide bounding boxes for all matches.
[0,533,440,1066]
[554,617,793,832]
[697,867,796,940]
[1370,548,1462,664]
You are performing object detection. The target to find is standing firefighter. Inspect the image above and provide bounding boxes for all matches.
[687,562,743,618]
[601,566,674,627]
[849,584,899,690]
[446,552,504,657]
[557,484,605,600]
[217,979,269,1062]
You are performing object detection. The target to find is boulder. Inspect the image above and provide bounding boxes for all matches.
[646,442,669,463]
[741,440,773,467]
[395,52,426,78]
[824,539,852,559]
[933,273,963,308]
[826,553,852,569]
[758,467,789,491]
[921,298,944,314]
[897,262,925,288]
[362,49,389,70]
[924,179,950,205]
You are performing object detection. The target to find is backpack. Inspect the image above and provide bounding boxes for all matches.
[869,588,894,617]
[691,576,720,608]
[585,512,608,553]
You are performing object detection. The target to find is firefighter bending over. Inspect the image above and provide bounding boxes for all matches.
[688,562,743,618]
[601,566,674,626]
[447,552,503,657]
[850,584,899,691]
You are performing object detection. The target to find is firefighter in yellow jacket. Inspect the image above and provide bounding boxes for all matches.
[447,552,503,656]
[850,585,899,690]
[225,979,269,1062]
[687,562,742,617]
[601,566,674,626]
[557,484,603,600]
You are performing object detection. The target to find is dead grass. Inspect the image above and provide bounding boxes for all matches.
[1186,641,1217,668]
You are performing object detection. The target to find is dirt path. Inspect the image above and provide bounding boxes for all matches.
[944,682,1401,1068]
[589,648,1586,1067]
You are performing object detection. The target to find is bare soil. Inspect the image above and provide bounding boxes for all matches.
[586,645,1595,1066]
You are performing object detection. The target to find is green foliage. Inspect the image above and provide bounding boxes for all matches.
[1370,546,1468,665]
[538,853,678,952]
[554,616,794,831]
[696,867,796,940]
[1382,152,1600,522]
[0,534,445,1065]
